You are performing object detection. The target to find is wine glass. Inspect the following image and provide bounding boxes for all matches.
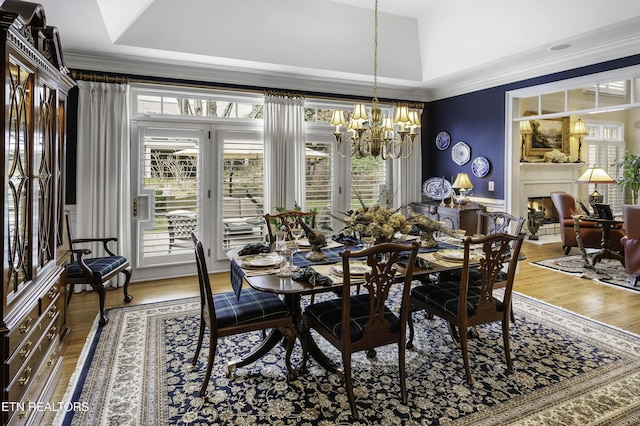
[275,238,293,277]
[289,227,304,272]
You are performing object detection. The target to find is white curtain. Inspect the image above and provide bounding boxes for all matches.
[263,93,305,213]
[75,80,130,291]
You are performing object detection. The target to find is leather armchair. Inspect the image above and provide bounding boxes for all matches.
[621,205,640,287]
[550,191,624,255]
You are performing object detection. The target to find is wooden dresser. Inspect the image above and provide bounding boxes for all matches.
[1,2,75,424]
[409,202,486,236]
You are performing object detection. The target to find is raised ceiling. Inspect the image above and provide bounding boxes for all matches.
[33,0,640,100]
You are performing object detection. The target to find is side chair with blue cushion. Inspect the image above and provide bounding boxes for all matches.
[407,232,525,385]
[190,232,297,397]
[65,212,132,326]
[300,241,420,420]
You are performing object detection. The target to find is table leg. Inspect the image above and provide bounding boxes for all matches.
[591,222,625,267]
[285,293,339,375]
[227,328,284,374]
[573,216,591,269]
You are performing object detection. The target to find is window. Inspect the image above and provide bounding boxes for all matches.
[132,89,263,119]
[586,121,625,214]
[304,139,333,231]
[222,132,265,249]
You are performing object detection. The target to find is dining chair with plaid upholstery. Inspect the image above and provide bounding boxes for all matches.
[190,232,297,396]
[407,232,525,384]
[300,241,420,419]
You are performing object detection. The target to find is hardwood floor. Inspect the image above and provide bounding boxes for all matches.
[46,240,640,422]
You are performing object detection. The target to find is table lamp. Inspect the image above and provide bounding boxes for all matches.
[571,119,588,163]
[519,120,532,163]
[575,166,616,209]
[452,172,473,206]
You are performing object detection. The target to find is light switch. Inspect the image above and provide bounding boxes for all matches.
[488,181,494,191]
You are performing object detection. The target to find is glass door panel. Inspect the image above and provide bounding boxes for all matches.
[134,126,202,266]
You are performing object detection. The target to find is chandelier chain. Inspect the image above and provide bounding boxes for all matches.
[373,0,378,102]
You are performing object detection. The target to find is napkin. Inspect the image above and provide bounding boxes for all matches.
[332,233,359,246]
[397,253,432,270]
[292,266,333,287]
[238,243,270,256]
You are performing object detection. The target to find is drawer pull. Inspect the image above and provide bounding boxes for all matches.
[19,340,33,358]
[47,326,58,340]
[47,350,57,366]
[19,316,33,334]
[18,367,32,386]
[47,304,58,318]
[48,287,59,299]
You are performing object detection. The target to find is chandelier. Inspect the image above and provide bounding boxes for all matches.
[329,0,422,160]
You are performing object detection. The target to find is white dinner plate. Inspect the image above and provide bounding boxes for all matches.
[438,249,479,261]
[331,262,371,276]
[241,254,283,268]
[298,238,311,247]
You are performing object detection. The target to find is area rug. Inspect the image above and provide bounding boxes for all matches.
[56,291,640,425]
[532,255,638,292]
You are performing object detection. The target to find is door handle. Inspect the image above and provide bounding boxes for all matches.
[133,198,138,217]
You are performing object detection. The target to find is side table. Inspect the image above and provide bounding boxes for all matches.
[573,215,624,267]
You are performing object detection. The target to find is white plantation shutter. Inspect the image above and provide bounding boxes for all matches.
[585,122,625,215]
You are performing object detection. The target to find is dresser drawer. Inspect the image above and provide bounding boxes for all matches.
[6,310,61,404]
[7,294,61,383]
[5,339,60,425]
[6,302,40,359]
[40,277,62,315]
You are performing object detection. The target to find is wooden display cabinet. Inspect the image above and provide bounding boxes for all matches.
[1,2,75,424]
[409,202,486,236]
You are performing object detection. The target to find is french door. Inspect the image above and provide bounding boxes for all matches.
[130,121,267,280]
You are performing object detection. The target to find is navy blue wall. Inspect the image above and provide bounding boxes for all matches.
[422,54,640,200]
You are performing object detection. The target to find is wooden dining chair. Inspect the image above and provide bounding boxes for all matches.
[407,232,525,384]
[65,212,133,326]
[300,241,420,419]
[264,210,316,243]
[190,232,297,396]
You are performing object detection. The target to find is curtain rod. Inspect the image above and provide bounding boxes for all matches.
[69,69,424,108]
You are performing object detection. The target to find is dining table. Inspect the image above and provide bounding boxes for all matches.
[226,235,479,374]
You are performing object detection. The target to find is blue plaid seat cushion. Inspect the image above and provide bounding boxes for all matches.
[437,268,508,288]
[215,288,290,329]
[304,294,399,342]
[67,256,128,279]
[411,281,504,317]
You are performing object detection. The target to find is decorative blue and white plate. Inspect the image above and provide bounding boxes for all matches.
[435,131,451,150]
[451,141,471,165]
[471,157,490,177]
[422,177,452,200]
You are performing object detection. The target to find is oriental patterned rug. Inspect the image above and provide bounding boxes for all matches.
[532,255,638,292]
[56,291,640,425]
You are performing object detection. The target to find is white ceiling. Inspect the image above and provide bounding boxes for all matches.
[31,0,640,100]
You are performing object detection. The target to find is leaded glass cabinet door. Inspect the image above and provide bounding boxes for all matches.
[36,79,57,270]
[6,58,34,300]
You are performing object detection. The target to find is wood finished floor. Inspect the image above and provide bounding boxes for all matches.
[46,240,640,422]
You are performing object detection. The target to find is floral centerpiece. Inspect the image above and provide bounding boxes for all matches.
[342,204,411,243]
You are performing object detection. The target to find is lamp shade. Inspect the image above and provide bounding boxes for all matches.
[519,120,532,134]
[572,119,588,137]
[452,172,473,189]
[575,166,616,184]
[330,110,346,127]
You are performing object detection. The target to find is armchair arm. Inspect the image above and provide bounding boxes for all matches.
[68,248,96,278]
[71,237,119,257]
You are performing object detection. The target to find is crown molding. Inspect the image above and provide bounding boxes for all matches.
[427,34,640,101]
[64,52,431,102]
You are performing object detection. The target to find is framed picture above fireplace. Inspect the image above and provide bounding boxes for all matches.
[524,113,570,158]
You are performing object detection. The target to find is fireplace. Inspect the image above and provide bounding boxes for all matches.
[527,197,558,225]
[516,163,584,237]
